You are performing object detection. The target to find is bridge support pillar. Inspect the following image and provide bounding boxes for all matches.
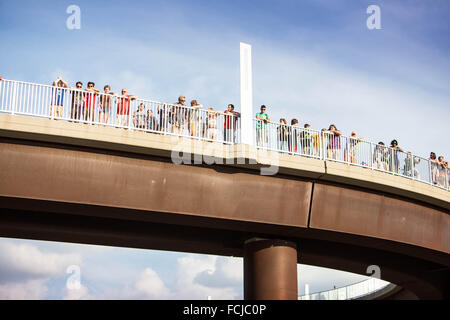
[244,238,298,300]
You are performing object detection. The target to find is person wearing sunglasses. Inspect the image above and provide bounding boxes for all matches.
[256,105,270,148]
[170,96,188,135]
[70,81,84,121]
[84,81,100,122]
[389,139,404,174]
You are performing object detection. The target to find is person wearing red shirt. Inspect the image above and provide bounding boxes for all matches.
[223,104,240,143]
[116,88,138,127]
[84,81,100,122]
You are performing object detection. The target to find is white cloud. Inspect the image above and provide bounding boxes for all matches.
[0,279,49,300]
[0,240,82,299]
[134,268,171,299]
[194,256,242,289]
[169,255,241,300]
[62,284,90,300]
[65,254,241,300]
[0,241,82,283]
[87,267,170,300]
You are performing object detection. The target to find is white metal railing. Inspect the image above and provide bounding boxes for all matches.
[298,278,391,300]
[253,119,449,191]
[0,79,241,144]
[0,78,448,191]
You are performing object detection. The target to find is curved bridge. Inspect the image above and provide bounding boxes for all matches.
[0,114,449,299]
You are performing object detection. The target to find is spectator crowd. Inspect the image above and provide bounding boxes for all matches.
[45,76,241,143]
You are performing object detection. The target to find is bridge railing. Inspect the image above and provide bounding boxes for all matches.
[253,119,449,191]
[298,277,391,300]
[253,120,324,159]
[0,79,240,144]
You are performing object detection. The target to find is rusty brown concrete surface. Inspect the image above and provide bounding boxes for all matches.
[310,183,450,255]
[244,238,298,300]
[0,140,311,228]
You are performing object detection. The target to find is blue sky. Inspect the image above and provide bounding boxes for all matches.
[0,0,449,299]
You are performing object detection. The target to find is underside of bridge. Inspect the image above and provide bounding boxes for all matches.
[0,130,449,299]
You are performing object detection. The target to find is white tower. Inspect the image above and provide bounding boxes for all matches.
[240,42,253,145]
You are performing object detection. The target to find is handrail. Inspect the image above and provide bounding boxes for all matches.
[298,277,391,300]
[253,119,449,191]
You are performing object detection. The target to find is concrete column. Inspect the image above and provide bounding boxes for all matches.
[244,238,298,300]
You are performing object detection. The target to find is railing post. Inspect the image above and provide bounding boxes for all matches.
[346,137,349,165]
[428,159,433,185]
[163,104,168,136]
[128,98,132,130]
[90,92,94,125]
[50,86,54,120]
[322,132,326,161]
[11,81,17,115]
[445,168,450,190]
[370,142,374,170]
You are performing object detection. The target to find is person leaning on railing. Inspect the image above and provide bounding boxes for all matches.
[373,142,388,171]
[98,85,116,125]
[344,131,364,164]
[429,152,439,185]
[256,105,270,147]
[403,152,413,178]
[116,88,138,128]
[70,81,85,121]
[325,124,342,160]
[413,155,421,180]
[84,82,100,122]
[389,140,404,174]
[405,153,421,179]
[277,118,289,152]
[189,100,202,137]
[170,96,188,135]
[206,107,221,141]
[133,103,147,129]
[50,77,69,119]
[157,103,170,133]
[146,109,159,132]
[288,119,300,154]
[310,128,321,157]
[300,124,313,156]
[224,104,240,143]
[447,166,450,189]
[437,156,448,187]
